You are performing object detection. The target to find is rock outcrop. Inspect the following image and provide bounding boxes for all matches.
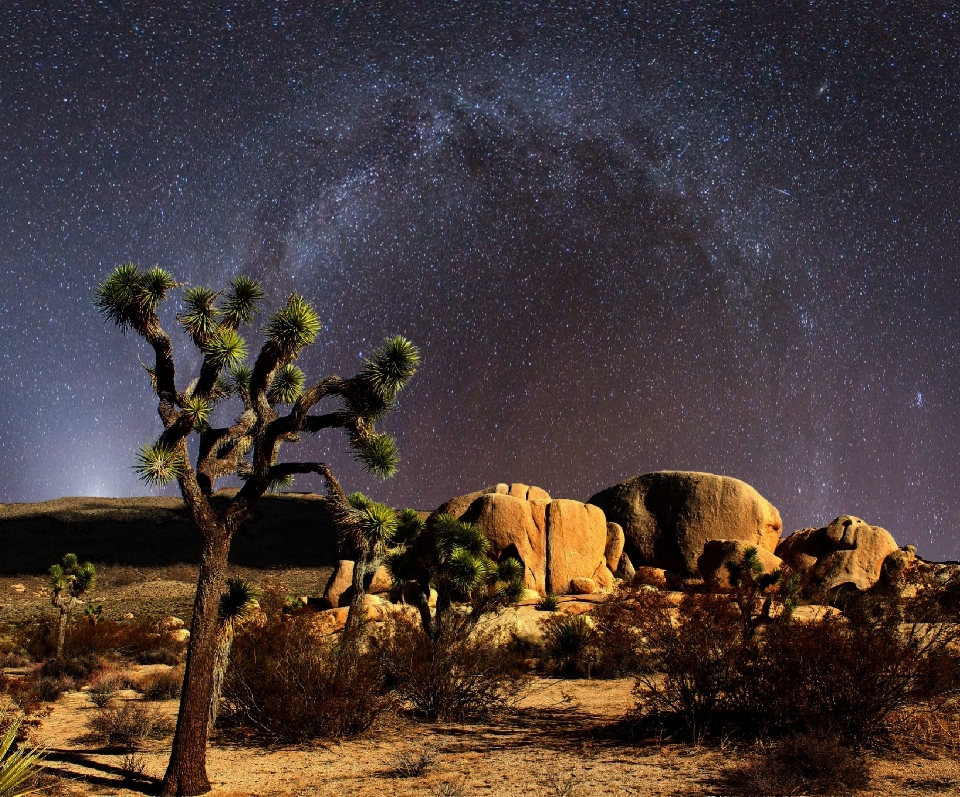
[587,471,783,577]
[776,515,899,597]
[697,539,784,591]
[436,485,612,595]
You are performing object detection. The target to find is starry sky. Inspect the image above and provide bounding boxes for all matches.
[1,3,959,559]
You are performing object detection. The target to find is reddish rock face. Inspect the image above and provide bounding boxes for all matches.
[697,539,784,591]
[776,515,899,597]
[432,484,611,596]
[587,471,783,577]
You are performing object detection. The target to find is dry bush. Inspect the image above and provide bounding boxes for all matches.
[87,668,138,707]
[220,612,390,741]
[723,732,871,795]
[613,579,960,745]
[87,700,173,749]
[389,745,437,778]
[138,666,183,701]
[381,612,528,721]
[540,613,599,677]
[18,616,185,665]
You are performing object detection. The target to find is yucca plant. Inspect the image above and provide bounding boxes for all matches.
[386,513,525,641]
[95,264,420,795]
[208,578,259,736]
[49,553,96,658]
[0,712,45,797]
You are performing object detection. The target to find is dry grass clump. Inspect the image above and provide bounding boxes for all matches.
[722,732,871,795]
[87,699,173,749]
[138,666,183,701]
[380,613,528,721]
[220,611,390,741]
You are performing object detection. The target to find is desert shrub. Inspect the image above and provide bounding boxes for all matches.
[87,669,138,707]
[87,700,173,749]
[36,675,73,702]
[17,617,185,665]
[220,612,389,741]
[723,732,871,795]
[617,575,960,745]
[381,612,527,721]
[390,745,437,778]
[540,613,599,677]
[38,653,103,684]
[138,666,183,701]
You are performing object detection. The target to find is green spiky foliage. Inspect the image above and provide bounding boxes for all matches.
[267,363,305,405]
[364,335,421,399]
[178,287,221,341]
[354,433,400,480]
[49,553,96,658]
[266,472,295,493]
[386,513,525,640]
[0,711,46,797]
[209,578,261,736]
[265,293,321,354]
[726,547,798,640]
[134,442,186,486]
[221,276,264,328]
[96,264,419,795]
[95,262,178,333]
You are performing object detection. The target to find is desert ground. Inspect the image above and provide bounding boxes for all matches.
[1,564,958,797]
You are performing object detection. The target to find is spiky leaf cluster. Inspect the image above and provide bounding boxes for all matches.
[265,294,321,354]
[363,336,421,400]
[49,553,96,600]
[202,327,247,369]
[135,441,186,485]
[221,276,265,328]
[267,363,305,405]
[267,472,296,493]
[95,263,177,332]
[228,364,253,397]
[178,286,220,341]
[182,395,212,428]
[219,577,261,623]
[354,433,400,480]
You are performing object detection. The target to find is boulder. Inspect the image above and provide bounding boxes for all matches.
[776,516,899,597]
[697,540,783,591]
[434,483,552,518]
[570,577,598,595]
[587,471,783,577]
[604,522,625,572]
[432,486,609,596]
[634,566,668,589]
[462,493,547,593]
[322,560,354,608]
[367,565,393,595]
[545,500,608,595]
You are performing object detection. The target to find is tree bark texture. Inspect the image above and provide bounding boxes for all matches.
[161,528,230,796]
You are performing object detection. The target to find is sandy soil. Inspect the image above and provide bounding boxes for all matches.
[19,672,960,797]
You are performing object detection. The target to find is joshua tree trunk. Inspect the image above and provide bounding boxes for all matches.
[55,600,69,659]
[208,622,233,737]
[161,528,230,796]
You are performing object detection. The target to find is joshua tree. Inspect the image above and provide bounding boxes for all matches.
[49,553,96,658]
[95,264,419,796]
[726,547,799,640]
[386,513,524,640]
[208,577,260,736]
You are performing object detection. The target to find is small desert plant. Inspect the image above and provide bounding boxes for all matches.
[0,710,46,797]
[541,613,598,677]
[542,772,583,797]
[48,554,96,658]
[120,751,148,784]
[88,669,137,708]
[537,593,560,611]
[139,667,183,701]
[390,745,437,778]
[209,578,259,733]
[381,612,527,721]
[87,701,173,749]
[434,776,468,797]
[723,732,871,795]
[220,612,390,741]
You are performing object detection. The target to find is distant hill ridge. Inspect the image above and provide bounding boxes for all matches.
[0,489,338,573]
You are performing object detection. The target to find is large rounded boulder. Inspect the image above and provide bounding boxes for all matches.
[587,471,783,577]
[776,515,898,597]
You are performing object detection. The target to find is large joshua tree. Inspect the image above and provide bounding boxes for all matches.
[95,264,419,796]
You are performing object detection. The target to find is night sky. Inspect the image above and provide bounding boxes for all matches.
[2,3,959,560]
